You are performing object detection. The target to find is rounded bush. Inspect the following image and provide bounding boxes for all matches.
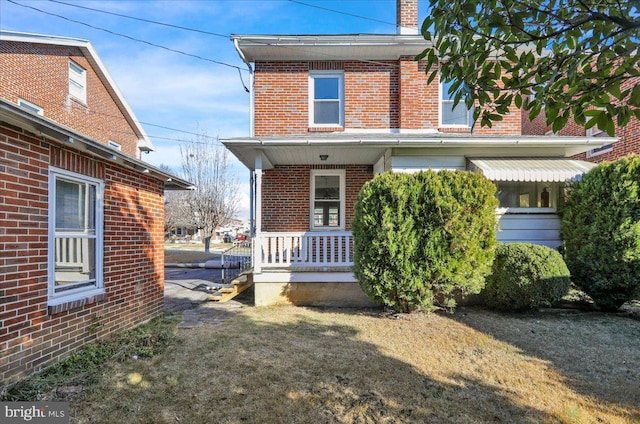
[482,242,571,311]
[352,170,498,313]
[560,155,640,311]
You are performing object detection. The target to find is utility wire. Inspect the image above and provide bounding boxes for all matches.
[48,0,230,39]
[3,87,224,145]
[287,0,399,28]
[19,0,404,69]
[6,0,248,72]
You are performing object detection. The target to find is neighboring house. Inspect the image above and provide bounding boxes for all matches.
[0,31,191,383]
[525,77,640,163]
[221,0,615,307]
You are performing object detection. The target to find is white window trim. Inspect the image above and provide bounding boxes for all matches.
[308,71,344,128]
[586,144,613,158]
[439,80,473,128]
[69,59,87,103]
[310,169,346,231]
[18,98,44,116]
[48,167,104,306]
[108,140,122,151]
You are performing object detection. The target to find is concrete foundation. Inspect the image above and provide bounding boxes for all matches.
[254,281,375,307]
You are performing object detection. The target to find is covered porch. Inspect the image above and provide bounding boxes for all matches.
[222,132,616,306]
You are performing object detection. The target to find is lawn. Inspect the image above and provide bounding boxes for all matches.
[164,242,229,263]
[67,305,639,423]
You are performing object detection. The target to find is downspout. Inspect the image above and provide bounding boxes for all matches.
[233,37,257,236]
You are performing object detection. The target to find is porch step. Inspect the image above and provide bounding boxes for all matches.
[208,273,253,303]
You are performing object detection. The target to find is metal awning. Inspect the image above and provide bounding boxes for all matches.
[469,158,597,182]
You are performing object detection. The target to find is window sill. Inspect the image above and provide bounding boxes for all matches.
[496,207,557,215]
[308,126,344,133]
[48,290,106,315]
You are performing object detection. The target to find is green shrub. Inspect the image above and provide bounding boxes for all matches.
[560,155,640,311]
[481,243,571,311]
[352,170,498,313]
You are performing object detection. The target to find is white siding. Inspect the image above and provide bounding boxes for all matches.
[496,213,562,248]
[390,156,466,173]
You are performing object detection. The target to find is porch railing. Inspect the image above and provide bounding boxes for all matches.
[255,231,353,271]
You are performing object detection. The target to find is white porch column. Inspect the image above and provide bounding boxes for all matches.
[254,153,263,273]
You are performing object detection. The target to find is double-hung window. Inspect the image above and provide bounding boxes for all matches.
[586,125,612,158]
[440,79,473,127]
[309,72,344,127]
[48,168,104,305]
[69,60,87,103]
[310,169,345,230]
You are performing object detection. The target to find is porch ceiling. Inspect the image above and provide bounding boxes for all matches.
[221,132,617,170]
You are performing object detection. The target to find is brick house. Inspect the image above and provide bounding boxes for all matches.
[0,31,191,383]
[222,0,615,306]
[525,76,640,163]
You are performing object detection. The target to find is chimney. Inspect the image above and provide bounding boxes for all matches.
[396,0,419,35]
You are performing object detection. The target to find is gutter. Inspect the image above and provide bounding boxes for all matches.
[0,98,193,190]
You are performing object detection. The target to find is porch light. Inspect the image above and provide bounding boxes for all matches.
[319,154,329,161]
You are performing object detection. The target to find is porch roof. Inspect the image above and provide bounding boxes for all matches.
[220,132,617,170]
[469,158,598,182]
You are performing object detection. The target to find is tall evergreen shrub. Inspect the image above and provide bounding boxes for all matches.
[352,170,498,312]
[560,155,640,311]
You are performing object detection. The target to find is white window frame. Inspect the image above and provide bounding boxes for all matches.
[309,71,344,128]
[69,60,87,103]
[439,79,473,128]
[108,140,122,151]
[18,98,44,115]
[48,167,104,306]
[586,125,612,157]
[310,169,346,231]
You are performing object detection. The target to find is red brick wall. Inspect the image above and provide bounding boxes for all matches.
[253,59,523,136]
[261,164,373,232]
[0,122,165,383]
[0,41,140,158]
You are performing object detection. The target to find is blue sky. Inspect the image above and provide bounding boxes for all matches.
[1,0,427,218]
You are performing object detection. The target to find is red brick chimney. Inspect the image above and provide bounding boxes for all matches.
[397,0,419,34]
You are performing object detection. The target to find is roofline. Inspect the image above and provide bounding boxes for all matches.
[0,30,154,152]
[221,133,618,148]
[231,33,431,62]
[0,98,192,190]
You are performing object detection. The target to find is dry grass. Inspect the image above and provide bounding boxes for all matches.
[70,306,640,423]
[163,249,218,264]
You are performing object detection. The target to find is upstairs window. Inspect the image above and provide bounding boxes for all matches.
[310,169,345,230]
[309,72,344,127]
[108,140,122,151]
[69,60,87,103]
[586,124,612,157]
[18,98,44,115]
[440,79,473,127]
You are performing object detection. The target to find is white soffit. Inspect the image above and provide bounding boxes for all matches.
[469,158,597,182]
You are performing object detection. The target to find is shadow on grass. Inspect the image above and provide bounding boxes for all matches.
[451,306,640,422]
[71,309,568,424]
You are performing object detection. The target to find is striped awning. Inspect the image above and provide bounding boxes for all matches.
[469,158,597,182]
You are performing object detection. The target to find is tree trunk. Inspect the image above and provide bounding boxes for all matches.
[204,236,211,253]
